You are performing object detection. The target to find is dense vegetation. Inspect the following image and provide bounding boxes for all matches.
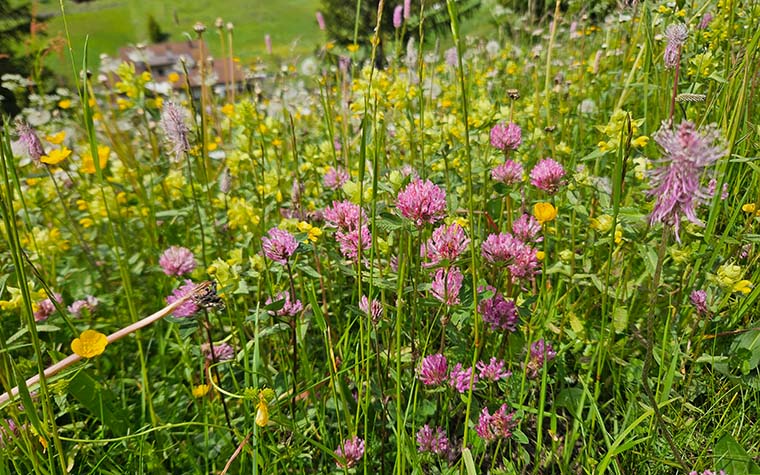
[1,1,759,474]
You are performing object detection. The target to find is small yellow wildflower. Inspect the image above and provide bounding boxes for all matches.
[631,136,649,148]
[742,203,759,216]
[536,251,546,261]
[296,221,322,243]
[71,329,108,358]
[40,147,72,165]
[45,131,66,145]
[255,398,269,427]
[58,99,72,109]
[221,103,235,117]
[733,280,753,294]
[192,384,210,398]
[168,72,180,83]
[347,44,360,53]
[533,202,557,225]
[81,145,111,174]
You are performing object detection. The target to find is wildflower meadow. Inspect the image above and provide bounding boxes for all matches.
[1,0,759,473]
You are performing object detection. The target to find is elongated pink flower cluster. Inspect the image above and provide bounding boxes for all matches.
[421,223,469,265]
[396,178,447,226]
[663,23,688,69]
[647,120,725,241]
[430,267,463,305]
[160,101,190,161]
[359,295,383,324]
[526,339,557,378]
[336,225,372,261]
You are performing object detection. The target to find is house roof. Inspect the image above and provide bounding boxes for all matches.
[118,40,247,89]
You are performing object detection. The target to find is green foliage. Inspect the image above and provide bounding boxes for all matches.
[146,14,169,44]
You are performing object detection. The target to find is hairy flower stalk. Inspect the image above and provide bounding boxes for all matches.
[0,281,217,406]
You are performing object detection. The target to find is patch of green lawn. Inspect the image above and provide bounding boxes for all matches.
[41,0,322,82]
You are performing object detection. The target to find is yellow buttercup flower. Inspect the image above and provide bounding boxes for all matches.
[742,203,760,216]
[221,103,235,117]
[81,145,111,174]
[58,99,72,109]
[168,72,180,83]
[71,329,108,358]
[41,147,72,165]
[536,251,546,261]
[192,384,210,398]
[347,44,360,53]
[45,131,66,145]
[533,202,557,225]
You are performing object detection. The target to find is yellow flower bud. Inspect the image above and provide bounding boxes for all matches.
[533,202,557,225]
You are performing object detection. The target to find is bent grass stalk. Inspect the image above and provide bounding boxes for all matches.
[0,281,216,407]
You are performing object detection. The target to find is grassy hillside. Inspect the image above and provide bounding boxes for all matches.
[40,0,323,80]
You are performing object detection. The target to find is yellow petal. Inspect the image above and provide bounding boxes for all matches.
[71,329,108,358]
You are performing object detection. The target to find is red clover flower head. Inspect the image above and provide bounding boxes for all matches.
[491,159,523,185]
[34,293,62,322]
[476,357,511,382]
[323,200,366,231]
[490,122,522,151]
[159,246,197,277]
[481,232,540,282]
[166,280,200,317]
[526,339,557,378]
[396,178,447,226]
[417,353,448,386]
[449,363,477,393]
[647,120,726,242]
[478,286,518,332]
[15,119,45,165]
[265,291,304,317]
[336,225,371,261]
[430,267,463,305]
[323,167,350,190]
[690,290,709,316]
[421,223,469,265]
[67,296,98,318]
[334,436,364,468]
[160,101,191,161]
[359,295,383,324]
[417,425,450,455]
[663,23,688,69]
[262,228,299,264]
[201,342,235,362]
[511,214,542,243]
[530,157,566,194]
[475,404,517,443]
